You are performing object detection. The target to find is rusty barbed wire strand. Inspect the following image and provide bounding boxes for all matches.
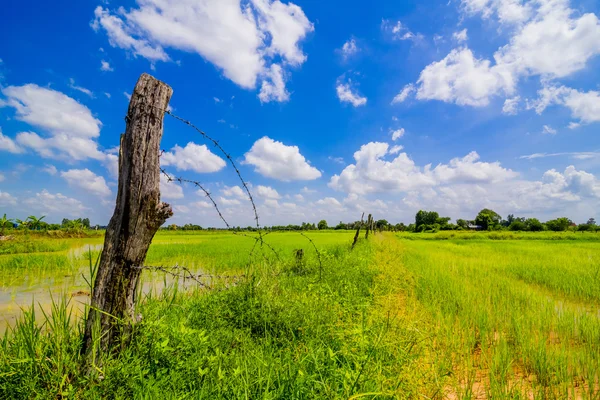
[158,168,281,262]
[131,104,265,249]
[250,228,324,280]
[134,264,245,290]
[130,105,325,281]
[162,109,263,241]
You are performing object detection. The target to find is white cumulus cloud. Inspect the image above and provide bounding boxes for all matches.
[61,168,112,197]
[221,185,246,199]
[502,96,520,115]
[0,127,24,154]
[391,128,405,141]
[336,79,367,107]
[0,84,112,162]
[453,28,468,42]
[92,0,313,102]
[256,185,281,199]
[243,136,321,181]
[340,38,358,59]
[329,142,517,195]
[405,0,600,111]
[23,190,89,217]
[160,174,184,199]
[161,142,226,173]
[100,60,114,71]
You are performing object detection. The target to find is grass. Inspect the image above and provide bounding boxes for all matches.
[0,231,599,398]
[397,230,600,241]
[396,237,600,398]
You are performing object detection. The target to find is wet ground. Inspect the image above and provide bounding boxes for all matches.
[0,241,209,333]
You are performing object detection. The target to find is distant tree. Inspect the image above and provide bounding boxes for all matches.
[525,218,544,231]
[26,215,46,231]
[502,214,516,227]
[415,210,439,230]
[376,219,389,230]
[578,224,592,232]
[65,219,84,234]
[15,219,29,230]
[456,219,469,230]
[545,217,571,232]
[318,219,328,230]
[436,216,452,230]
[334,221,346,230]
[475,209,502,230]
[82,218,91,229]
[509,220,527,231]
[61,218,71,228]
[587,217,596,226]
[416,210,438,227]
[406,223,416,232]
[394,222,406,232]
[0,214,14,235]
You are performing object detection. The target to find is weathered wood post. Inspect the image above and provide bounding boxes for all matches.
[365,214,372,239]
[352,212,365,249]
[83,73,173,364]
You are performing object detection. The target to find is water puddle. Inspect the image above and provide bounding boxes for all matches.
[0,243,211,333]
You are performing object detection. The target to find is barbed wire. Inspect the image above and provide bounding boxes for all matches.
[162,109,263,242]
[248,228,323,279]
[159,167,281,262]
[134,264,245,290]
[136,105,327,281]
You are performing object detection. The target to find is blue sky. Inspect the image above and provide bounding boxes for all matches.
[1,0,600,227]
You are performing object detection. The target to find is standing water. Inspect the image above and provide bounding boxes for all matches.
[0,239,209,333]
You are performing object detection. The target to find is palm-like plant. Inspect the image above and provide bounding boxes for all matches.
[66,219,84,234]
[0,214,14,235]
[15,219,29,230]
[26,215,46,231]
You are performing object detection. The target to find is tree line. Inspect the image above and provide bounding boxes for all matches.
[2,210,596,236]
[407,209,596,233]
[0,214,96,234]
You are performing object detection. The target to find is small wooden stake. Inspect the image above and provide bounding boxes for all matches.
[352,212,365,249]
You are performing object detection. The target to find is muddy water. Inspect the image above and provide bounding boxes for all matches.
[0,242,207,333]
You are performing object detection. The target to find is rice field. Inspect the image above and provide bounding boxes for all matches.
[0,230,598,398]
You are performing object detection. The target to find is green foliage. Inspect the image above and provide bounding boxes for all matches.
[577,223,593,231]
[400,237,600,397]
[545,217,571,232]
[317,219,328,230]
[456,219,469,230]
[587,217,596,226]
[525,218,544,232]
[474,208,502,230]
[0,233,427,398]
[415,210,452,232]
[0,214,14,235]
[1,231,600,397]
[25,215,46,231]
[375,219,389,230]
[508,220,526,231]
[415,210,439,229]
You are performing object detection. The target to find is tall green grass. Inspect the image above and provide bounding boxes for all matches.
[1,233,427,398]
[1,231,598,398]
[398,230,600,241]
[397,237,600,397]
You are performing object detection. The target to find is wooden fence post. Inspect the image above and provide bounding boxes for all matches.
[83,73,173,365]
[352,212,365,249]
[365,214,372,239]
